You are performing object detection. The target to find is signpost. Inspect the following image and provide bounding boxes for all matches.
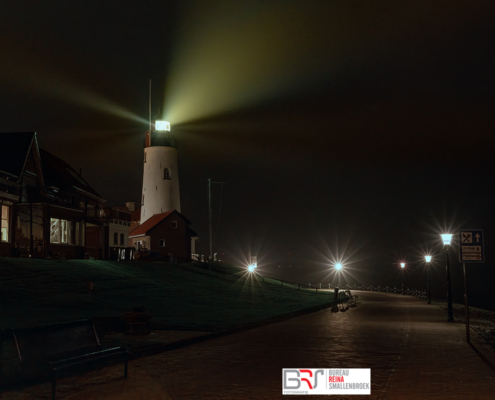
[458,230,484,344]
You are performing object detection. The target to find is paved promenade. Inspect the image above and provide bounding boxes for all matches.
[3,291,495,399]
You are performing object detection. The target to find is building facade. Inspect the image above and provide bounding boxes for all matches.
[128,211,194,263]
[0,132,107,259]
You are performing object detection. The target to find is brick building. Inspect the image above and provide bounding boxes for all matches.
[128,210,195,263]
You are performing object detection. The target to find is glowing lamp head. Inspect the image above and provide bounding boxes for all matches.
[440,234,453,246]
[400,263,405,269]
[334,263,343,271]
[248,265,255,273]
[155,120,170,132]
[425,255,432,263]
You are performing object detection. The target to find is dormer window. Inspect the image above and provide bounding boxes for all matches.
[172,221,178,229]
[164,168,171,180]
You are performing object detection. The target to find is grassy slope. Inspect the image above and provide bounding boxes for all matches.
[0,258,333,331]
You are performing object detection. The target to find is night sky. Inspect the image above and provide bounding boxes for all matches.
[1,1,495,306]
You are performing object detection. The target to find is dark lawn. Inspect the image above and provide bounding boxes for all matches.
[0,258,333,331]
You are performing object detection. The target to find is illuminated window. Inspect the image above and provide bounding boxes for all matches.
[172,221,178,229]
[160,239,165,247]
[50,219,73,244]
[50,219,60,243]
[61,220,68,243]
[164,168,171,180]
[1,205,9,242]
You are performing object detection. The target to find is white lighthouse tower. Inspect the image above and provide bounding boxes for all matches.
[140,120,181,224]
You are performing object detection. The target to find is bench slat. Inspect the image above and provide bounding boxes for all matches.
[49,346,127,371]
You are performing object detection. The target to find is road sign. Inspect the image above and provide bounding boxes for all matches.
[459,229,484,263]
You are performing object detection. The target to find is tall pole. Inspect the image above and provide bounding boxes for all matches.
[207,179,225,271]
[445,247,454,322]
[463,263,470,343]
[401,268,404,295]
[208,178,212,268]
[427,262,431,304]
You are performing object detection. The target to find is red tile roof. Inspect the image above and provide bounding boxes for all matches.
[131,207,141,222]
[128,211,174,237]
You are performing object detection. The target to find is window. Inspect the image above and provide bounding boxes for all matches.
[159,239,165,247]
[164,168,171,180]
[114,232,118,245]
[120,233,125,245]
[142,195,144,205]
[144,152,147,163]
[50,219,60,243]
[172,221,178,229]
[1,205,9,242]
[50,218,73,244]
[61,220,68,243]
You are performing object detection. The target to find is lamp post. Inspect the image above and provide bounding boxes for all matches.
[400,263,405,295]
[425,256,432,304]
[334,262,343,288]
[440,234,454,322]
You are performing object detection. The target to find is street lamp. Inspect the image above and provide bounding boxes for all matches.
[425,256,432,304]
[400,263,405,295]
[334,262,343,287]
[440,234,454,322]
[247,264,256,273]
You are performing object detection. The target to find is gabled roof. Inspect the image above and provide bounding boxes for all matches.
[0,132,35,179]
[39,148,103,201]
[129,210,191,237]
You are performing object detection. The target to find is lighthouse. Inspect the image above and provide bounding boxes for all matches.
[140,120,181,224]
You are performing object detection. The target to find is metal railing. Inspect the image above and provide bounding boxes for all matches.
[258,277,426,299]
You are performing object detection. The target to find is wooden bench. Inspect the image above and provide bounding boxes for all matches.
[3,319,127,400]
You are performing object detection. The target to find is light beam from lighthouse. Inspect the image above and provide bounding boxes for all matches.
[140,119,181,224]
